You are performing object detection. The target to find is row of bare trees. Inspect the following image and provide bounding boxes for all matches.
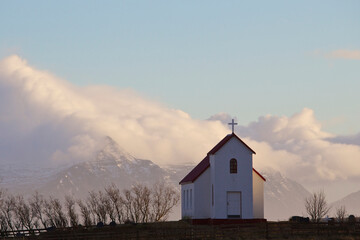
[0,182,179,232]
[305,190,350,222]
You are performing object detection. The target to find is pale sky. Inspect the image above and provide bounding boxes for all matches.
[1,1,360,202]
[1,1,359,135]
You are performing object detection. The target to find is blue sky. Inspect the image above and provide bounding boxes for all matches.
[1,0,359,134]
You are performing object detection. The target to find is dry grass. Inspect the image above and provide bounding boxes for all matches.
[3,220,360,239]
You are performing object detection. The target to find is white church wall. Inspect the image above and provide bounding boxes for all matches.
[210,137,253,219]
[181,183,194,218]
[253,170,264,219]
[193,168,211,218]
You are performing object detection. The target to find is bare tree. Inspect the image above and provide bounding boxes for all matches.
[0,188,3,207]
[123,184,157,223]
[43,197,67,228]
[104,184,124,223]
[102,192,116,223]
[43,198,56,227]
[77,199,93,226]
[0,215,6,233]
[1,195,15,231]
[305,190,330,222]
[150,182,179,222]
[13,195,35,230]
[0,189,8,232]
[87,191,108,224]
[335,205,347,222]
[119,183,179,223]
[0,181,181,231]
[98,190,113,223]
[64,195,78,227]
[122,189,136,222]
[132,184,151,223]
[87,191,98,223]
[52,197,67,228]
[29,192,48,229]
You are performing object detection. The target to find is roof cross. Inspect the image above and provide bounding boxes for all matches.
[228,119,238,133]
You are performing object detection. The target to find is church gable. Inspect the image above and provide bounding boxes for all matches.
[179,133,261,185]
[208,133,256,156]
[209,135,255,170]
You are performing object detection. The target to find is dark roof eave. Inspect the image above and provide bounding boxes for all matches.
[179,156,210,184]
[208,133,256,155]
[253,168,266,181]
[179,181,192,185]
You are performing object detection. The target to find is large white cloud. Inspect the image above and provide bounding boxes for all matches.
[239,108,360,183]
[0,55,228,167]
[1,55,360,200]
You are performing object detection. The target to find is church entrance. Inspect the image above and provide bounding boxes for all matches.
[227,192,242,218]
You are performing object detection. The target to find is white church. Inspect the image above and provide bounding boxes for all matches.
[179,120,265,220]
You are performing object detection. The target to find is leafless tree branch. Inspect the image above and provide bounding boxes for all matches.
[104,183,124,223]
[335,205,347,222]
[305,190,330,222]
[64,195,78,227]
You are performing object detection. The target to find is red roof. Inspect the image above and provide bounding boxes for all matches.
[179,133,264,184]
[179,156,210,184]
[208,133,256,155]
[253,168,266,181]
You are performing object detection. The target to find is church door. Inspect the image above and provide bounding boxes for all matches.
[227,192,241,218]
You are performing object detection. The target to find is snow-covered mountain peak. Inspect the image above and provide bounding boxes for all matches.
[95,136,136,164]
[261,168,311,220]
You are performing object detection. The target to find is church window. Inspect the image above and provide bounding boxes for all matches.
[190,189,192,209]
[230,158,237,173]
[212,184,214,206]
[183,190,185,209]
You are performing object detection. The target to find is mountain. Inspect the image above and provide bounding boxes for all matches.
[262,169,311,220]
[0,161,69,196]
[5,137,191,220]
[330,190,360,216]
[37,137,172,198]
[0,137,313,221]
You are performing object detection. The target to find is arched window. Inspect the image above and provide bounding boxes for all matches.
[230,158,237,173]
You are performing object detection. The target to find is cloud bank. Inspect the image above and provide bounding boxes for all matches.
[0,55,228,167]
[1,55,360,199]
[313,49,360,60]
[326,49,360,60]
[237,109,360,184]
